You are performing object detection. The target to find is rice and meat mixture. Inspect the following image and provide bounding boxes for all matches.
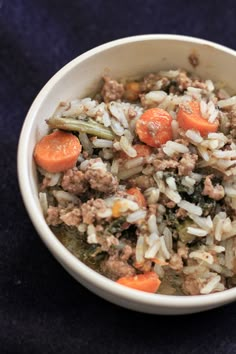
[35,69,236,295]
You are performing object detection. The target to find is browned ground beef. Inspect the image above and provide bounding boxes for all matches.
[85,168,118,194]
[80,198,108,224]
[128,175,156,191]
[153,159,179,171]
[61,168,88,195]
[202,175,225,200]
[178,153,198,176]
[101,255,136,280]
[101,76,124,103]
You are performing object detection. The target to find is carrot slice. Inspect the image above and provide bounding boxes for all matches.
[127,187,146,207]
[177,101,218,136]
[34,130,81,173]
[136,108,173,147]
[116,272,161,293]
[112,200,123,218]
[119,143,152,159]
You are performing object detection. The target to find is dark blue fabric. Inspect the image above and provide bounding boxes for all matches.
[1,0,236,353]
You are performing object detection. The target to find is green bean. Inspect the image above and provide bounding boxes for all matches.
[47,116,115,140]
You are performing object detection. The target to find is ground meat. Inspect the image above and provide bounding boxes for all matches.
[202,175,225,200]
[80,198,108,224]
[229,105,236,137]
[40,177,51,190]
[134,260,152,272]
[101,76,124,103]
[154,147,166,159]
[164,200,176,209]
[97,235,119,252]
[60,208,81,226]
[61,168,88,195]
[178,153,198,176]
[169,253,183,271]
[128,107,137,119]
[46,206,62,226]
[176,71,193,91]
[101,255,136,280]
[127,175,156,191]
[153,159,179,171]
[175,208,188,219]
[85,168,118,194]
[140,73,165,92]
[182,274,201,295]
[177,244,189,259]
[188,53,199,68]
[120,245,133,261]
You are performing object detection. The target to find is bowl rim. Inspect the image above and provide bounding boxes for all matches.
[17,34,236,310]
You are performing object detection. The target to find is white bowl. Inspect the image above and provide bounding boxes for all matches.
[18,34,236,315]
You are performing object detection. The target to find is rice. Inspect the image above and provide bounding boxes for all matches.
[108,101,129,128]
[92,138,113,148]
[189,250,214,264]
[171,119,179,139]
[163,227,173,251]
[218,96,236,108]
[213,150,236,159]
[124,157,144,169]
[36,69,236,297]
[118,165,143,180]
[110,118,125,136]
[187,227,208,237]
[164,187,181,203]
[160,236,171,260]
[159,70,180,78]
[145,240,161,259]
[135,236,145,263]
[39,192,48,216]
[87,225,98,244]
[119,136,137,157]
[163,141,189,157]
[178,200,202,216]
[144,91,167,105]
[189,214,213,231]
[126,210,147,223]
[200,275,221,294]
[52,190,80,205]
[144,187,160,204]
[166,176,177,190]
[148,215,159,234]
[79,132,93,155]
[181,176,196,188]
[185,129,203,144]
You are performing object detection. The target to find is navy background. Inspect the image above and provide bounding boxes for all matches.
[1,0,236,353]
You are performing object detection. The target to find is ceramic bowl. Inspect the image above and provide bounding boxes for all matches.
[18,34,236,315]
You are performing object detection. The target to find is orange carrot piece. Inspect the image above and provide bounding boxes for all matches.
[119,143,152,159]
[127,187,146,207]
[34,130,81,173]
[112,200,123,218]
[136,108,173,147]
[116,272,161,293]
[177,101,218,136]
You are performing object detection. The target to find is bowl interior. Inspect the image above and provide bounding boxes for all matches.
[18,35,236,314]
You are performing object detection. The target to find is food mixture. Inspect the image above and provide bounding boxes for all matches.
[34,69,236,295]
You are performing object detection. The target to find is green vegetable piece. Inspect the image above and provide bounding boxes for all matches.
[177,219,196,243]
[47,116,115,140]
